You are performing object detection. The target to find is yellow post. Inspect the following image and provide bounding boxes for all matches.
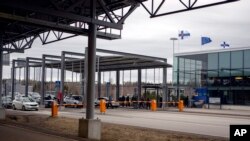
[100,99,106,114]
[178,100,184,112]
[51,101,58,117]
[151,99,157,111]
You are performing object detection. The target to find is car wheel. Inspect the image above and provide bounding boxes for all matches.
[35,109,38,111]
[12,105,16,110]
[22,106,26,111]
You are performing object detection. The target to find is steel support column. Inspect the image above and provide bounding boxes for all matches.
[19,68,21,83]
[162,59,167,108]
[25,58,29,96]
[86,0,97,119]
[177,57,180,101]
[98,71,101,98]
[0,50,3,107]
[0,33,4,108]
[24,67,25,82]
[60,52,65,106]
[11,61,15,100]
[84,48,88,106]
[79,60,84,102]
[41,55,45,105]
[156,88,159,107]
[81,68,85,101]
[116,70,120,101]
[138,69,142,99]
[34,67,35,82]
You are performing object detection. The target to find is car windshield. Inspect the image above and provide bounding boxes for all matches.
[33,93,40,97]
[45,95,53,100]
[6,97,11,101]
[46,91,56,95]
[2,97,11,102]
[22,97,33,102]
[73,96,82,101]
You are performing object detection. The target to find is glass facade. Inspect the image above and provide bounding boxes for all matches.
[174,49,250,106]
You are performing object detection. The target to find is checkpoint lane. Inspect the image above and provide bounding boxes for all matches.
[6,108,250,138]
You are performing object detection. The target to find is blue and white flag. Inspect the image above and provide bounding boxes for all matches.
[221,41,230,48]
[178,30,190,40]
[201,37,212,45]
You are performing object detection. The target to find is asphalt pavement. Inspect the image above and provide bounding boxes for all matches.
[0,123,79,141]
[3,106,250,139]
[20,107,250,138]
[163,107,250,117]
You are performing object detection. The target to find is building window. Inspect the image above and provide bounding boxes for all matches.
[179,58,185,71]
[208,53,218,70]
[231,51,243,78]
[219,52,230,77]
[173,57,178,72]
[244,50,250,69]
[231,51,243,69]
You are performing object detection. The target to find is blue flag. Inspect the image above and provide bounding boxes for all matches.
[221,41,230,48]
[178,30,190,39]
[201,37,212,45]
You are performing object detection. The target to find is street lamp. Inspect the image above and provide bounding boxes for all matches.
[170,37,178,101]
[170,37,178,55]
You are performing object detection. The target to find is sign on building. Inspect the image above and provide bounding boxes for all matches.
[209,97,221,104]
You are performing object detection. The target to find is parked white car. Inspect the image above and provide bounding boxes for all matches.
[64,95,83,108]
[64,95,82,104]
[94,97,119,108]
[12,96,39,111]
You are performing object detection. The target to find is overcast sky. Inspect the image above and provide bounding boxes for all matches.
[3,0,250,83]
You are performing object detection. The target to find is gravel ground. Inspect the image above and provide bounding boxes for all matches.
[4,114,228,141]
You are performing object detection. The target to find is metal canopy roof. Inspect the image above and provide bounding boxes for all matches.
[142,84,162,89]
[0,0,239,53]
[0,0,145,53]
[25,54,171,72]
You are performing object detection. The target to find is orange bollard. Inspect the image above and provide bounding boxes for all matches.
[151,99,157,111]
[51,101,58,117]
[178,100,184,112]
[100,99,106,114]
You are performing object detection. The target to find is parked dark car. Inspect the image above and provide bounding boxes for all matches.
[44,94,56,108]
[1,96,12,108]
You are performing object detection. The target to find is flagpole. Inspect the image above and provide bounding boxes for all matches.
[170,37,178,99]
[200,36,202,51]
[178,39,180,53]
[170,37,178,57]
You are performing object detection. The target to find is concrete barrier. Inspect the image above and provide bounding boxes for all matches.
[78,118,101,140]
